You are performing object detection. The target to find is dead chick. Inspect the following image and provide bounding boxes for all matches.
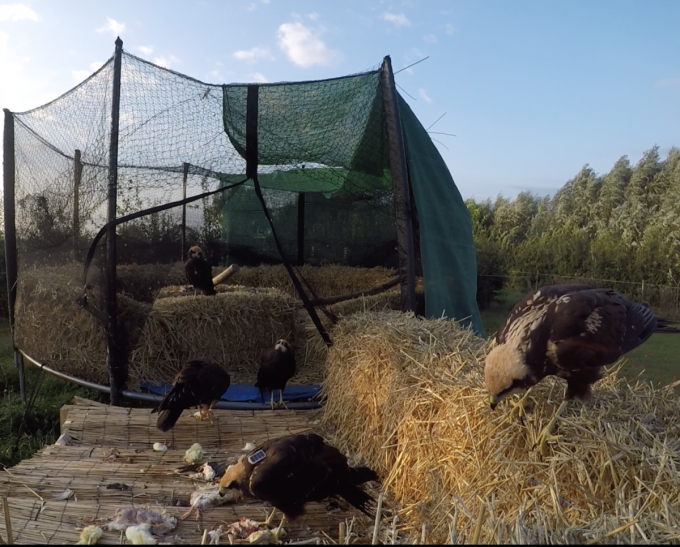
[180,483,242,521]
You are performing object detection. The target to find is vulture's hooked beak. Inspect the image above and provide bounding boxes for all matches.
[218,486,227,497]
[489,395,500,410]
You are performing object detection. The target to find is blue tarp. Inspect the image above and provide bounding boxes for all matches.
[141,382,322,404]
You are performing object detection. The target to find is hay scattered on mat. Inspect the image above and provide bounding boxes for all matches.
[321,309,680,544]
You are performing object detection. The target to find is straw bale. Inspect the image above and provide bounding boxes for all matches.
[14,265,151,384]
[129,286,304,386]
[222,264,400,298]
[321,309,680,544]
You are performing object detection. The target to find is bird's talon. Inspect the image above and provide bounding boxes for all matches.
[533,400,568,455]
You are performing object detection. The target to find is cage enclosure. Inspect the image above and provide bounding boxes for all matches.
[3,38,483,407]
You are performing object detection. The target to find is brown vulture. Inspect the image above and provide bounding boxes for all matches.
[218,433,378,539]
[255,339,296,409]
[185,245,216,296]
[151,359,230,432]
[484,285,680,449]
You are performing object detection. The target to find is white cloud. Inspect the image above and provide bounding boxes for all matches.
[137,46,153,56]
[423,34,437,44]
[153,55,179,69]
[382,12,410,28]
[71,69,90,81]
[248,0,270,11]
[208,69,223,81]
[232,46,273,63]
[277,21,342,68]
[96,17,125,36]
[445,23,455,35]
[0,29,7,54]
[307,12,320,21]
[71,61,105,82]
[418,88,432,103]
[248,72,268,83]
[0,4,39,22]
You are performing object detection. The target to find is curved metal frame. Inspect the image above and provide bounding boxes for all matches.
[20,350,324,411]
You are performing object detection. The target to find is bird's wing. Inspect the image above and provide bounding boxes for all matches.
[198,362,231,403]
[497,285,593,345]
[250,434,340,507]
[255,350,276,387]
[548,289,635,369]
[154,361,207,412]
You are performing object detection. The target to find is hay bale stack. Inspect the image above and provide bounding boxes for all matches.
[321,310,680,544]
[128,287,305,386]
[15,265,151,384]
[224,264,399,297]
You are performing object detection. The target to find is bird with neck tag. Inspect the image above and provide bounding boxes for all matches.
[218,433,379,543]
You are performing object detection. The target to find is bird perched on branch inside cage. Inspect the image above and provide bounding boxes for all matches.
[151,359,230,432]
[255,339,296,410]
[484,284,680,450]
[185,245,216,296]
[218,433,379,542]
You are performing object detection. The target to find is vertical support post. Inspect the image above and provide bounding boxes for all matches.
[181,162,189,260]
[3,109,25,403]
[381,56,417,312]
[107,37,125,406]
[73,149,82,261]
[297,192,305,266]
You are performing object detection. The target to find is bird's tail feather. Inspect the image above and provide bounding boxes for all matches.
[656,317,680,333]
[347,466,379,486]
[337,483,377,519]
[156,407,184,432]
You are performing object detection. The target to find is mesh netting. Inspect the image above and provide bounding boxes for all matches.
[10,49,406,390]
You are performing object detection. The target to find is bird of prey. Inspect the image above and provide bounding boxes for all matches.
[484,284,680,450]
[218,433,378,541]
[185,245,216,296]
[151,360,230,432]
[255,339,296,410]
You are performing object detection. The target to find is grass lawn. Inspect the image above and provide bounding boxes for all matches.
[479,288,680,388]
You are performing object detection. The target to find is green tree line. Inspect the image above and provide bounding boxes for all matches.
[468,146,680,309]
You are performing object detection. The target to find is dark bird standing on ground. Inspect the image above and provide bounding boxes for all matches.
[255,339,296,410]
[151,359,231,432]
[185,245,216,296]
[218,433,379,541]
[484,284,680,450]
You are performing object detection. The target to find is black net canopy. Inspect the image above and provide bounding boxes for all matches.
[3,39,483,403]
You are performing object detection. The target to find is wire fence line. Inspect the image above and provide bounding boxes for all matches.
[480,270,680,318]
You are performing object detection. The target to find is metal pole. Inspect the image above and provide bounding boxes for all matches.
[381,56,417,312]
[73,149,82,261]
[107,37,125,406]
[182,162,189,260]
[297,192,305,265]
[3,109,25,403]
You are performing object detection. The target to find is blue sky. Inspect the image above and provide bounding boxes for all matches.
[1,0,679,200]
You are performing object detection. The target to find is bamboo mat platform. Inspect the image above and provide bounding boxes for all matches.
[0,398,370,545]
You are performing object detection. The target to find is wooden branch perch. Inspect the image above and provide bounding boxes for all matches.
[306,275,401,307]
[212,263,240,287]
